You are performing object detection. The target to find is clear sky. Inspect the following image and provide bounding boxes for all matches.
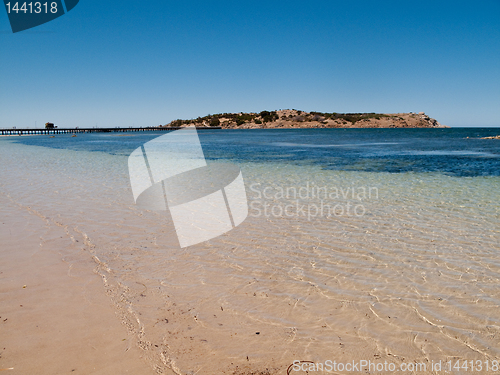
[1,0,499,128]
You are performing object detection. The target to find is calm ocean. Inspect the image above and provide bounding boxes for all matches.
[1,128,499,373]
[10,127,500,176]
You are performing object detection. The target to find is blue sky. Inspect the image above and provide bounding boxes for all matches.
[1,0,499,128]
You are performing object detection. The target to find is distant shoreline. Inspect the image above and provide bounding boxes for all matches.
[161,109,449,129]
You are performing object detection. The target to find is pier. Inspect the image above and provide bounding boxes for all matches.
[0,126,221,136]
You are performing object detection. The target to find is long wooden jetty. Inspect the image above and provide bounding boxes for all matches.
[0,126,221,136]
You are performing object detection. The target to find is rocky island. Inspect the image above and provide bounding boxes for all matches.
[161,109,447,129]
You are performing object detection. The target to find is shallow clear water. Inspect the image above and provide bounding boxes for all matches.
[12,128,500,176]
[1,128,500,374]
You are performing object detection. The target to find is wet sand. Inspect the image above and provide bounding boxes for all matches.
[0,195,160,375]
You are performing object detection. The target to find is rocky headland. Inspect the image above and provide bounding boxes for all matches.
[161,109,448,129]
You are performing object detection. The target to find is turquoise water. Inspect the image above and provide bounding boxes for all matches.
[11,128,500,176]
[2,128,500,374]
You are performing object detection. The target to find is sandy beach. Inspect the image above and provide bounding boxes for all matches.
[0,194,159,374]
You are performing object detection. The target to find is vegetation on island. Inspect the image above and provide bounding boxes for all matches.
[161,109,445,129]
[168,111,279,127]
[166,110,388,127]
